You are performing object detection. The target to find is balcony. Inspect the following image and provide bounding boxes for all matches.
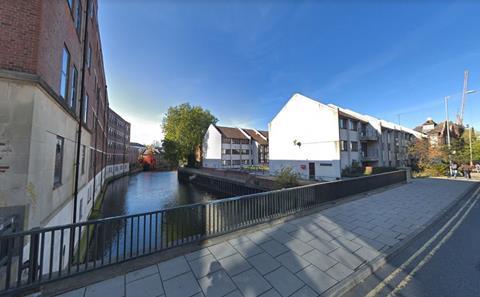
[360,130,378,141]
[361,150,379,161]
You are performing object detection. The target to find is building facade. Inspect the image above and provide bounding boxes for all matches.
[269,94,425,180]
[0,0,129,272]
[414,118,464,147]
[106,108,130,177]
[202,125,269,168]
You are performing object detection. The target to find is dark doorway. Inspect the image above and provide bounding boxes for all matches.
[308,162,315,180]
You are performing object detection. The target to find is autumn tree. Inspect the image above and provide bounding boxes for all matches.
[162,103,217,167]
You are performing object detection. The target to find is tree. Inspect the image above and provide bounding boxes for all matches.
[162,103,217,167]
[408,138,447,175]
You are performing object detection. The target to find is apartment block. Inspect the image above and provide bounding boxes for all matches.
[269,94,425,180]
[202,124,269,168]
[0,0,129,260]
[106,108,130,177]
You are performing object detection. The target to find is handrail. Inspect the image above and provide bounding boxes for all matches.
[0,170,406,294]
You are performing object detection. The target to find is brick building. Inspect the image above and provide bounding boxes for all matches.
[107,108,131,177]
[0,0,129,240]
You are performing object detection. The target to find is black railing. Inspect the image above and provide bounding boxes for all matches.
[0,170,406,295]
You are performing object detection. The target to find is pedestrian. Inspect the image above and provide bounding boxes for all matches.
[463,164,472,179]
[451,162,458,178]
[476,163,480,173]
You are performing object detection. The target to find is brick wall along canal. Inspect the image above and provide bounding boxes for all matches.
[88,171,225,260]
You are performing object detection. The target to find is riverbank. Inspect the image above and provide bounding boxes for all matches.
[178,167,268,196]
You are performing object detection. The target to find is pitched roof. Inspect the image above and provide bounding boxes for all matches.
[215,125,249,139]
[259,130,268,138]
[243,129,268,145]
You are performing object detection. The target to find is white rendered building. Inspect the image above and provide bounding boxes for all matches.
[269,93,425,180]
[202,125,268,168]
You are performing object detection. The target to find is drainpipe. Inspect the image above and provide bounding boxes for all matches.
[73,0,90,224]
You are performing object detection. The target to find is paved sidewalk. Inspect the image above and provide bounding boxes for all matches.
[55,178,476,297]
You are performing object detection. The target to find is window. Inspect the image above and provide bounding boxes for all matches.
[232,160,241,165]
[82,93,88,123]
[60,47,70,99]
[350,141,359,152]
[350,120,358,131]
[87,44,92,69]
[241,149,250,154]
[222,149,231,155]
[89,0,94,18]
[222,137,231,144]
[231,149,240,155]
[81,145,86,175]
[222,160,231,166]
[54,136,64,186]
[79,199,83,220]
[68,66,78,110]
[241,160,249,165]
[340,140,348,151]
[75,0,82,34]
[339,118,347,129]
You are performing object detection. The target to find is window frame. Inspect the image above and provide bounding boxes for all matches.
[68,65,78,110]
[350,141,359,152]
[60,46,71,100]
[82,93,89,124]
[340,140,348,151]
[75,0,82,35]
[54,136,65,187]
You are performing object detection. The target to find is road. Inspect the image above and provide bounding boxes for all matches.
[343,183,480,297]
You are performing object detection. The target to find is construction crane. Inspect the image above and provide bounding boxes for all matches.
[456,70,470,126]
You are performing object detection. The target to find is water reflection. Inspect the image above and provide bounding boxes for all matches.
[100,171,222,217]
[89,171,222,260]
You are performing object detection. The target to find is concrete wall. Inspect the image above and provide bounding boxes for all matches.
[202,124,222,168]
[0,79,93,230]
[269,93,341,180]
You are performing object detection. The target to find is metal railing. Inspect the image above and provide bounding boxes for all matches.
[0,170,406,295]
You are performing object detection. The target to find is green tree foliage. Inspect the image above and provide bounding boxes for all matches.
[162,103,217,167]
[408,138,448,176]
[274,167,300,189]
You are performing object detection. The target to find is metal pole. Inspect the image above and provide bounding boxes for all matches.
[470,126,473,166]
[73,0,91,223]
[445,96,451,149]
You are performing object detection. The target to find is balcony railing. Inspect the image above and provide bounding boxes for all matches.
[360,130,378,141]
[361,151,379,161]
[0,170,406,295]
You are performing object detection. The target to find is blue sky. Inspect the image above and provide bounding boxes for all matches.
[99,0,480,144]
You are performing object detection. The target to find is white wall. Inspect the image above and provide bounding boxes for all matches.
[202,124,222,168]
[269,94,341,180]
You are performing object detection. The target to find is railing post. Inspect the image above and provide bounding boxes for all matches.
[28,229,40,283]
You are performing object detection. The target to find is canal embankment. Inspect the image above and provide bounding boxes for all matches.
[177,167,270,196]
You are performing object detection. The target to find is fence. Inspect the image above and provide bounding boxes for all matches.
[0,170,406,295]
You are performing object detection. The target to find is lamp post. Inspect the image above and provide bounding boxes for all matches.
[444,96,451,149]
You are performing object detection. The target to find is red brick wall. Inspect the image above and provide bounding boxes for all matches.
[0,0,41,73]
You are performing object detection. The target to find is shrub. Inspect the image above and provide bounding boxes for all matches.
[275,167,300,188]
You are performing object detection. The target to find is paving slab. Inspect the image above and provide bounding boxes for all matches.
[218,253,253,277]
[84,276,125,297]
[126,274,164,297]
[247,252,281,275]
[296,265,337,295]
[126,265,158,283]
[158,256,190,281]
[198,270,236,297]
[264,267,304,297]
[163,272,201,297]
[232,269,272,297]
[51,179,476,297]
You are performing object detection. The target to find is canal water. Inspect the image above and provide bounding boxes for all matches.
[87,171,224,261]
[100,171,222,217]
